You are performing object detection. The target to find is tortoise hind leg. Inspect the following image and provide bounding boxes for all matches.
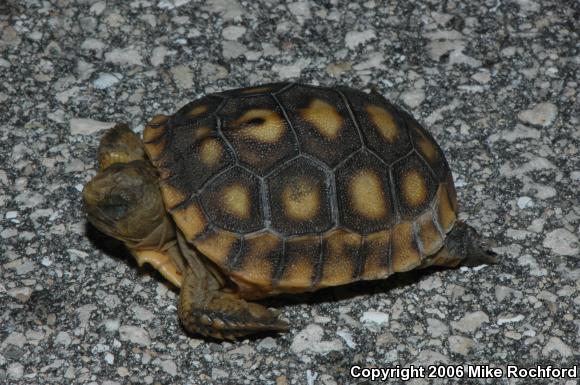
[178,266,288,340]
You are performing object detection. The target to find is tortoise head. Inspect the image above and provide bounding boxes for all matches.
[83,160,166,243]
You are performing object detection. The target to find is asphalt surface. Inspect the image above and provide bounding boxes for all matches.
[1,0,579,384]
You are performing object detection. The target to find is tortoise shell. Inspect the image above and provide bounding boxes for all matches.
[142,83,458,298]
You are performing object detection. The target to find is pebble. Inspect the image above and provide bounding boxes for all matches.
[360,311,390,325]
[7,363,24,379]
[222,41,246,59]
[448,335,475,355]
[290,324,343,354]
[543,229,579,256]
[517,196,534,209]
[131,305,154,321]
[69,118,115,135]
[119,325,151,346]
[517,102,558,127]
[542,337,572,358]
[496,314,525,325]
[288,1,312,23]
[222,26,246,40]
[451,311,489,333]
[272,58,311,79]
[345,30,376,49]
[401,88,425,108]
[159,359,177,376]
[105,47,143,66]
[170,65,193,89]
[427,318,449,337]
[54,331,72,346]
[93,73,121,89]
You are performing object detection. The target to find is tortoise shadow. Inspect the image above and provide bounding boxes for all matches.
[256,266,451,309]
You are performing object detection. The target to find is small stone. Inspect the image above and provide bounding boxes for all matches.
[222,41,246,59]
[496,314,525,325]
[104,352,114,364]
[102,319,120,332]
[542,337,572,358]
[4,332,26,348]
[471,70,491,84]
[290,324,343,354]
[517,196,534,209]
[336,330,357,348]
[150,46,174,67]
[543,229,579,257]
[55,331,72,346]
[93,73,121,89]
[132,306,154,321]
[360,311,389,325]
[272,58,311,79]
[345,30,376,49]
[451,311,489,333]
[70,119,115,135]
[288,1,312,23]
[427,318,449,337]
[170,65,193,89]
[518,102,558,127]
[401,88,425,108]
[7,287,32,303]
[119,325,150,346]
[159,359,177,376]
[488,124,540,142]
[448,335,475,355]
[105,47,143,66]
[212,367,229,379]
[7,363,24,380]
[222,26,246,40]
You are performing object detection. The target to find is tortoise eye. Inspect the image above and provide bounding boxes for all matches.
[100,196,129,220]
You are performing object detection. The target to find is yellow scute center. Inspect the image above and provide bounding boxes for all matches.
[232,109,285,143]
[401,169,427,207]
[350,170,388,219]
[299,99,343,139]
[282,177,319,221]
[366,105,398,142]
[221,184,251,219]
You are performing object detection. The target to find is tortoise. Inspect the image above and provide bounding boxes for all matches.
[83,83,496,340]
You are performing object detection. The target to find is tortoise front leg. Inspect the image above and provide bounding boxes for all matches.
[178,266,288,340]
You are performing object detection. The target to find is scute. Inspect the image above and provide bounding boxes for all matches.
[267,156,333,236]
[277,84,361,167]
[146,83,458,294]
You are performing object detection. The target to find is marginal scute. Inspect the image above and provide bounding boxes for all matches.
[391,221,421,272]
[231,231,282,288]
[415,210,444,256]
[436,184,457,233]
[319,228,361,286]
[360,230,391,280]
[187,105,208,118]
[172,199,207,241]
[276,235,320,290]
[193,229,241,267]
[159,183,187,208]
